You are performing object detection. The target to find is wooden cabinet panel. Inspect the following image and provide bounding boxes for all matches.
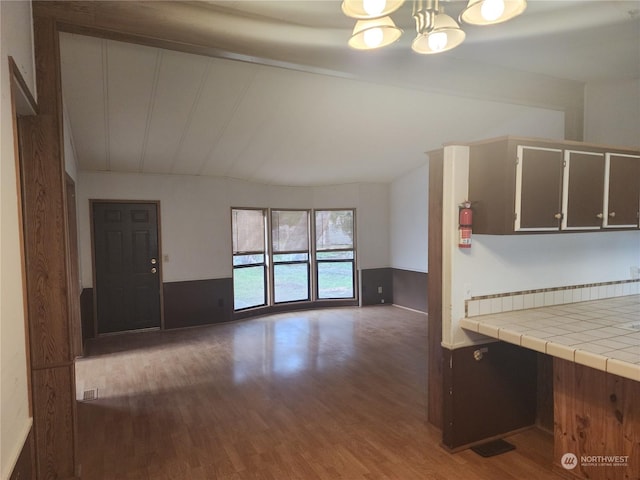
[562,150,605,230]
[467,138,516,234]
[604,153,640,228]
[442,342,537,450]
[516,146,564,231]
[553,359,639,480]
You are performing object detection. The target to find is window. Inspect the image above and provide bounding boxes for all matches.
[232,208,267,310]
[271,210,310,303]
[315,210,355,299]
[232,208,356,311]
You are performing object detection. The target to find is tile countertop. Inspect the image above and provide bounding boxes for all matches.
[460,294,640,382]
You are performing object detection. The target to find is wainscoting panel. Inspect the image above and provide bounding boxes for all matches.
[80,288,94,343]
[360,268,393,306]
[9,427,34,480]
[163,278,233,329]
[392,268,427,312]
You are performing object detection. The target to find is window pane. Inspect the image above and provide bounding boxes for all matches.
[233,254,265,266]
[274,263,309,303]
[272,210,309,253]
[317,251,354,260]
[232,209,265,253]
[318,262,354,299]
[315,210,354,250]
[273,253,309,262]
[233,266,266,309]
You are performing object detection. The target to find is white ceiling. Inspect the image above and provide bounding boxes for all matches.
[59,1,640,186]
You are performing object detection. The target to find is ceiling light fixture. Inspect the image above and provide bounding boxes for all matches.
[342,0,405,19]
[342,0,527,54]
[348,16,403,49]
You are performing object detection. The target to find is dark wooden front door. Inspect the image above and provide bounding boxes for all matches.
[93,202,161,334]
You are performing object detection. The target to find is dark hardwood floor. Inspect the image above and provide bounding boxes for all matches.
[76,306,562,479]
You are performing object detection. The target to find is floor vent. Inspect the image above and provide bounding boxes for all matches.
[82,389,98,401]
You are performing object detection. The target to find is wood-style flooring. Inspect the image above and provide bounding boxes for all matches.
[76,306,564,479]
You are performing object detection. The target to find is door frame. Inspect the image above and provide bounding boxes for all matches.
[65,174,83,356]
[89,199,164,335]
[9,55,38,420]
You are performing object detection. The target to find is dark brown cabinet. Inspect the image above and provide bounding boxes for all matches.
[562,150,605,230]
[468,137,639,234]
[604,153,640,228]
[515,145,564,231]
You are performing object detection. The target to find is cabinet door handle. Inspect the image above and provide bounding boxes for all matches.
[609,212,616,218]
[596,213,604,219]
[554,213,562,220]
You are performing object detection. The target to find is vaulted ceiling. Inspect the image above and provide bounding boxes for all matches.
[56,1,640,186]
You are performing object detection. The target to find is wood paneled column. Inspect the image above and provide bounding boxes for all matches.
[427,149,444,428]
[22,10,78,479]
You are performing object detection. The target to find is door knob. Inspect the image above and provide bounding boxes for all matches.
[151,258,157,265]
[151,267,157,274]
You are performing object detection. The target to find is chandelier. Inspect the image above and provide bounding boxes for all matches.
[344,0,527,54]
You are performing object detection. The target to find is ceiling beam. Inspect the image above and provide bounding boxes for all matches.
[34,1,584,140]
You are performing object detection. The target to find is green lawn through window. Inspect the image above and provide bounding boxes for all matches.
[234,261,353,308]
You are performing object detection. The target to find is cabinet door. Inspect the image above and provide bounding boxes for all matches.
[604,153,640,228]
[561,150,605,230]
[515,146,563,231]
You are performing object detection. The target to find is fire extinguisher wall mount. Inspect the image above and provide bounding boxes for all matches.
[459,201,473,249]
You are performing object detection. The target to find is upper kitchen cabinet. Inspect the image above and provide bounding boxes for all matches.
[467,137,640,234]
[561,150,605,230]
[604,153,640,228]
[515,145,564,231]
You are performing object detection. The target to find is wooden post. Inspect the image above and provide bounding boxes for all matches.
[21,11,78,479]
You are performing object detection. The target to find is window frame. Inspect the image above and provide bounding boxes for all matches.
[314,209,357,301]
[269,209,311,305]
[231,208,268,311]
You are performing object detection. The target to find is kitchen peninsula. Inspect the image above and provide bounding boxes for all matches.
[461,294,639,479]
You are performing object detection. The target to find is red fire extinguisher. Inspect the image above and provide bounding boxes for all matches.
[459,201,473,248]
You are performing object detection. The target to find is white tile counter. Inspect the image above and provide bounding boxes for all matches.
[460,294,640,381]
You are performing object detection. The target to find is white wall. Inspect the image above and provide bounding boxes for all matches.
[584,79,640,149]
[77,172,390,286]
[0,2,35,478]
[390,164,429,273]
[63,102,78,181]
[467,233,639,296]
